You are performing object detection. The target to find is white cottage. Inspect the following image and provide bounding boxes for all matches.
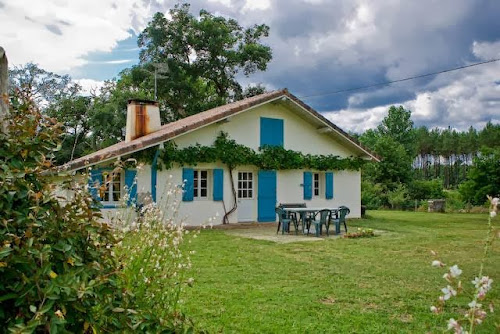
[61,89,378,226]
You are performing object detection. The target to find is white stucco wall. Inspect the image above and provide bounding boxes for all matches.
[173,104,353,157]
[277,170,361,218]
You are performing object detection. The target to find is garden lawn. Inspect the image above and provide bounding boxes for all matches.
[181,211,500,333]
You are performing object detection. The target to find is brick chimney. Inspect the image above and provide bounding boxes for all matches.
[125,99,161,142]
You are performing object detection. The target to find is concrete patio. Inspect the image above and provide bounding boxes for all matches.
[217,222,344,243]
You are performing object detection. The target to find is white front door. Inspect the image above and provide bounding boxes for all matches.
[237,171,254,222]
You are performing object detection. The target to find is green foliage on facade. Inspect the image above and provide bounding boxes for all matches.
[154,132,366,171]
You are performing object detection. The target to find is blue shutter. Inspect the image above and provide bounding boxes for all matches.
[260,117,284,147]
[182,168,194,202]
[151,148,160,202]
[325,172,334,199]
[213,169,224,201]
[124,169,137,206]
[303,171,312,200]
[89,169,102,200]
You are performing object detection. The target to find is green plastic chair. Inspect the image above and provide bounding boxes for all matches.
[309,209,331,237]
[275,207,299,235]
[331,206,350,234]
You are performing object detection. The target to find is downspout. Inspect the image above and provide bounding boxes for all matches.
[222,166,238,224]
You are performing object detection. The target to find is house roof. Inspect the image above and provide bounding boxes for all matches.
[60,89,379,172]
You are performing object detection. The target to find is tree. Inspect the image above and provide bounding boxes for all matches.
[372,136,413,187]
[377,105,415,156]
[135,3,272,121]
[359,106,415,188]
[9,62,72,107]
[459,148,500,205]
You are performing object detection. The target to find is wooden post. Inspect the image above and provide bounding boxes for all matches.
[0,46,8,133]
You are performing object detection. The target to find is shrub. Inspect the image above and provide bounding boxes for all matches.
[0,99,177,332]
[409,179,444,201]
[444,190,466,212]
[343,228,375,239]
[112,184,203,331]
[386,183,409,209]
[459,148,500,205]
[361,181,384,209]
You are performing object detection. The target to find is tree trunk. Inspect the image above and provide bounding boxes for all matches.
[0,46,8,133]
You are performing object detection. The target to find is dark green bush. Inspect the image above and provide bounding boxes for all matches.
[408,179,444,201]
[361,181,384,209]
[0,100,178,332]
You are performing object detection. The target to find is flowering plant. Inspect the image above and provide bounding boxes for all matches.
[430,196,498,333]
[343,228,375,238]
[111,173,212,331]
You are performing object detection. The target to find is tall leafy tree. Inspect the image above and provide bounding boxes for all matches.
[135,3,272,121]
[9,63,72,106]
[377,105,415,156]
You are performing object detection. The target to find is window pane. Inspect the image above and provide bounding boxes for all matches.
[248,181,252,190]
[238,190,242,198]
[113,192,120,201]
[201,179,207,188]
[201,170,207,178]
[201,188,207,197]
[248,190,253,198]
[248,173,253,180]
[243,190,247,198]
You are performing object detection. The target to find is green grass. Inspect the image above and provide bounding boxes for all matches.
[181,211,500,333]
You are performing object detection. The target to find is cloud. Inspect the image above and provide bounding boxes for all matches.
[73,78,105,95]
[472,40,500,60]
[94,59,135,65]
[241,0,270,13]
[324,46,500,133]
[1,0,499,133]
[0,0,151,72]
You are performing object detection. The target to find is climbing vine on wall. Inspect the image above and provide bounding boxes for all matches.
[147,131,366,171]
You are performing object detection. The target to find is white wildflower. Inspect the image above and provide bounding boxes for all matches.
[447,318,458,330]
[449,265,462,278]
[441,285,457,300]
[432,260,445,267]
[468,300,481,309]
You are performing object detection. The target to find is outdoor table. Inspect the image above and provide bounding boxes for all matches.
[282,207,340,235]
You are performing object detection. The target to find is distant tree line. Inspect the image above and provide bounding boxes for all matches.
[357,106,500,209]
[413,123,500,189]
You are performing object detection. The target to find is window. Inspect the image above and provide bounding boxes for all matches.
[101,171,123,203]
[193,170,209,199]
[237,172,253,198]
[313,173,321,197]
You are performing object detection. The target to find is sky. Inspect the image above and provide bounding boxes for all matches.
[1,0,499,133]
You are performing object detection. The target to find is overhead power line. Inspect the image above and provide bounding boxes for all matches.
[298,57,500,99]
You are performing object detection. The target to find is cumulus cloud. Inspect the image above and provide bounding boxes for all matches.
[73,78,105,95]
[1,0,499,133]
[0,0,151,72]
[324,46,500,132]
